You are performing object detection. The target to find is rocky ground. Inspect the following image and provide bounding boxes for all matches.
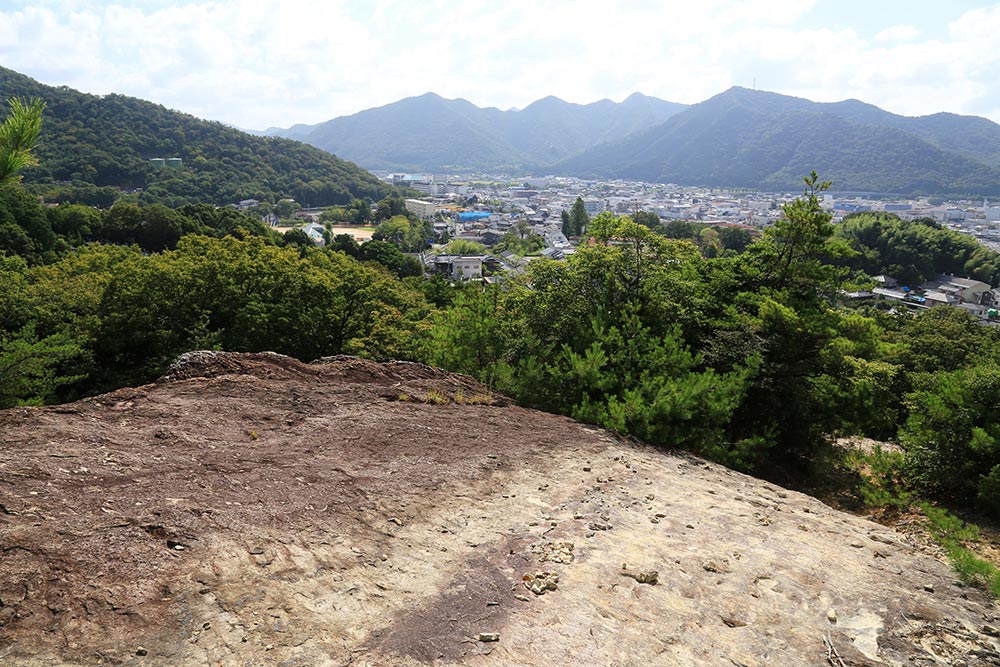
[1,352,998,666]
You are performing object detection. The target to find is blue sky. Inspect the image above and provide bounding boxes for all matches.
[2,1,999,130]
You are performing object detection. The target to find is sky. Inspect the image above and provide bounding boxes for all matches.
[2,0,1000,130]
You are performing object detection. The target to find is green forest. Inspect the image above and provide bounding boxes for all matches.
[0,67,395,208]
[4,94,1000,591]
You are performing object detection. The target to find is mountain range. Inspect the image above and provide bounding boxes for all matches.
[264,92,687,173]
[5,60,1000,198]
[557,87,1000,195]
[268,87,1000,195]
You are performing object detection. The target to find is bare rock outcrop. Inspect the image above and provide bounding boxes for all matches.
[0,352,997,665]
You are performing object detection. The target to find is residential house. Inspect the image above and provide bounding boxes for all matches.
[430,254,484,281]
[301,222,327,247]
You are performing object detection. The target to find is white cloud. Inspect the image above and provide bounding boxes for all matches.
[874,24,921,42]
[1,1,999,128]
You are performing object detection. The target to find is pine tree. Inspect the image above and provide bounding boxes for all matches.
[0,97,45,186]
[570,197,589,237]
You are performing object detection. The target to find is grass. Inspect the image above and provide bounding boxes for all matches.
[817,442,1000,598]
[454,389,494,405]
[921,502,1000,596]
[423,390,450,405]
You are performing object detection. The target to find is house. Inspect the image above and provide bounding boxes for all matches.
[922,290,960,308]
[430,254,484,281]
[958,302,991,319]
[923,275,996,306]
[480,230,503,246]
[301,222,326,247]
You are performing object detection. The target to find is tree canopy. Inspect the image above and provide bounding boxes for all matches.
[0,66,396,207]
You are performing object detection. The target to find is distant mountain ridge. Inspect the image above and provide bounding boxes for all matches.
[270,86,1000,195]
[265,92,688,172]
[555,87,1000,195]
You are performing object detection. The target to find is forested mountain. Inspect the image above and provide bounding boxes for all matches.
[822,98,1000,168]
[0,67,394,207]
[265,92,687,172]
[555,87,1000,195]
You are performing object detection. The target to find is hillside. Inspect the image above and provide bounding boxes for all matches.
[267,92,687,172]
[2,351,999,666]
[0,67,393,207]
[823,98,1000,168]
[556,87,1000,195]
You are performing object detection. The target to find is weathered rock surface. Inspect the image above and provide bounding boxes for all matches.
[0,352,998,665]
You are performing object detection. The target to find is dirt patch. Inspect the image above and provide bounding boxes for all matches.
[1,352,999,666]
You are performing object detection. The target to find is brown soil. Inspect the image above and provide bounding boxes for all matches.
[1,352,999,666]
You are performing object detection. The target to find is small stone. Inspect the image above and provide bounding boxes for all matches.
[477,632,500,642]
[202,621,211,630]
[136,647,148,656]
[620,567,658,584]
[523,571,559,595]
[923,583,934,593]
[583,466,592,472]
[514,594,530,602]
[588,522,612,531]
[721,615,747,628]
[650,517,660,524]
[685,524,694,529]
[655,512,667,518]
[827,609,837,623]
[982,624,1000,637]
[388,517,403,526]
[703,561,721,573]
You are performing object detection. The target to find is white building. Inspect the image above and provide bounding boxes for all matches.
[405,198,440,219]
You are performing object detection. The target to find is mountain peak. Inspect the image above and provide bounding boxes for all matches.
[524,95,569,110]
[623,92,650,103]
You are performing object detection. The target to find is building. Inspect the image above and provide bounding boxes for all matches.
[430,254,484,281]
[301,222,326,247]
[405,199,440,219]
[924,275,995,306]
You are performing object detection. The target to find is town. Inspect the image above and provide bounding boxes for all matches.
[252,172,1000,323]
